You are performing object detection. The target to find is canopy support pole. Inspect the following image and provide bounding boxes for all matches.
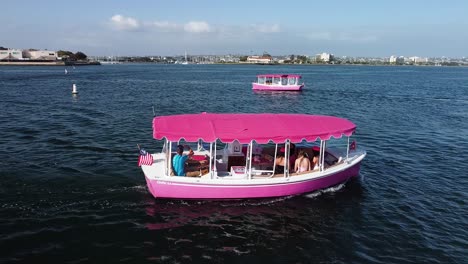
[346,136,350,162]
[284,140,290,178]
[167,141,172,176]
[209,142,213,179]
[319,140,324,172]
[248,141,253,179]
[163,139,167,176]
[213,141,217,177]
[319,140,327,171]
[272,143,278,175]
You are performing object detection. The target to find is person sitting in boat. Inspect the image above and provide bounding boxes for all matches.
[289,143,297,169]
[311,147,320,170]
[294,150,311,173]
[274,151,286,174]
[172,145,194,176]
[172,145,208,177]
[274,145,296,174]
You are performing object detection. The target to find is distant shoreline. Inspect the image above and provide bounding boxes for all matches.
[0,61,465,67]
[0,61,100,66]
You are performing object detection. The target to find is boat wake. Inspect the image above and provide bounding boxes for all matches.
[218,195,295,207]
[106,185,148,193]
[303,182,347,199]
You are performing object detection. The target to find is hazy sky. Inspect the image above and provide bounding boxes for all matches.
[1,0,467,57]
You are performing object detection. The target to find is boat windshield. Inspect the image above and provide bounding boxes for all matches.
[258,76,266,84]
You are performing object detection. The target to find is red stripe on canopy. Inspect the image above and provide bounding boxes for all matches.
[153,113,356,144]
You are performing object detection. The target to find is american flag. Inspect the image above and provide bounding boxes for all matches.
[138,148,153,166]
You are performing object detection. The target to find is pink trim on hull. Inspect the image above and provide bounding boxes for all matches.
[145,163,361,199]
[252,83,303,91]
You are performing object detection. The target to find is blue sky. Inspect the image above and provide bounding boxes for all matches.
[1,0,467,57]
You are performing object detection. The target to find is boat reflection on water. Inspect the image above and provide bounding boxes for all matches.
[253,90,303,98]
[141,179,364,262]
[144,197,290,231]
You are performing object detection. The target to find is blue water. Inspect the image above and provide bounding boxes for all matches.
[0,64,467,263]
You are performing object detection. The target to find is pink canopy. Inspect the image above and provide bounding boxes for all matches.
[153,113,356,144]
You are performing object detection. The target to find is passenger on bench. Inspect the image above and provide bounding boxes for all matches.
[294,150,311,173]
[274,150,286,174]
[173,145,208,177]
[312,146,320,170]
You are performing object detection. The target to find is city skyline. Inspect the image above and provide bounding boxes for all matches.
[2,0,468,57]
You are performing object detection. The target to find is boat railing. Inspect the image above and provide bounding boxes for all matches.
[251,168,274,176]
[157,134,359,180]
[150,150,359,180]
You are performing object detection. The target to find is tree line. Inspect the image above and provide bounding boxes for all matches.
[57,50,88,61]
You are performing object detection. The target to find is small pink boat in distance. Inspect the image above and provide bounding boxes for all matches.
[140,113,366,200]
[252,74,304,91]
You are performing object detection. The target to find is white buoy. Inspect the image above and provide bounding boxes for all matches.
[72,84,78,94]
[65,69,68,74]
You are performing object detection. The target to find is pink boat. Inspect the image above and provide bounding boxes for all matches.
[140,113,366,199]
[252,74,304,91]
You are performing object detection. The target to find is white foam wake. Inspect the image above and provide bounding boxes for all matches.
[303,182,347,199]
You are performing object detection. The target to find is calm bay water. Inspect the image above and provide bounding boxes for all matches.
[0,64,467,263]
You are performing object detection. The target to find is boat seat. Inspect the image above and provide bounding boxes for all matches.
[192,155,208,161]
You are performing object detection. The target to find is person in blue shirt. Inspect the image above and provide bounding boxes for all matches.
[172,145,194,176]
[172,144,210,177]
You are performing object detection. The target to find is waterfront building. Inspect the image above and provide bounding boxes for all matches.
[22,50,57,60]
[0,49,24,60]
[389,55,405,64]
[247,55,272,64]
[409,56,428,64]
[316,52,334,63]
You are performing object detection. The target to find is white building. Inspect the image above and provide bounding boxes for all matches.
[22,50,57,60]
[316,52,333,62]
[0,49,24,60]
[389,55,405,64]
[246,56,272,64]
[408,56,428,63]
